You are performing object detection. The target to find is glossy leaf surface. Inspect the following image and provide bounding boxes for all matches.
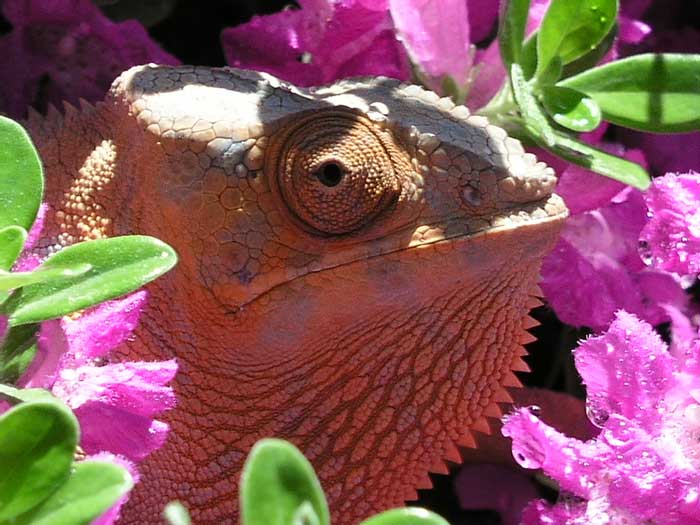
[560,53,700,132]
[0,400,78,520]
[15,461,133,525]
[359,508,450,525]
[0,117,43,232]
[240,438,329,525]
[541,85,602,132]
[537,0,617,76]
[4,236,177,326]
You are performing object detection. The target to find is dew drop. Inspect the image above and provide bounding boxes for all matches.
[528,405,542,416]
[638,240,653,265]
[586,402,609,428]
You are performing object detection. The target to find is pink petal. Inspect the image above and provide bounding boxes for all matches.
[555,164,627,215]
[62,291,148,363]
[87,452,139,525]
[520,499,584,525]
[466,40,505,111]
[53,360,177,416]
[455,464,537,525]
[619,15,652,44]
[389,0,471,90]
[222,1,409,86]
[24,203,47,251]
[77,402,170,462]
[640,172,700,276]
[468,0,499,43]
[575,312,674,432]
[18,319,68,389]
[540,237,643,330]
[502,408,607,497]
[0,0,179,118]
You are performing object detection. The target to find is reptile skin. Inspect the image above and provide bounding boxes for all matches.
[28,64,567,525]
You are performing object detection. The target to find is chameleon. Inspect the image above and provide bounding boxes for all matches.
[27,64,567,525]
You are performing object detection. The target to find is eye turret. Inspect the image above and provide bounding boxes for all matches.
[269,109,403,236]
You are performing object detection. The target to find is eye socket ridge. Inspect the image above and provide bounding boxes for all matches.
[313,161,345,188]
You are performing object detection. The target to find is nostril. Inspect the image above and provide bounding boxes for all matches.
[461,185,481,207]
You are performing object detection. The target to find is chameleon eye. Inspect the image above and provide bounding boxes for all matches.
[270,109,401,235]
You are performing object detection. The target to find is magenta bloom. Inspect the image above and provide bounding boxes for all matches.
[389,0,472,94]
[221,0,410,86]
[18,291,177,463]
[0,0,179,118]
[540,158,688,331]
[503,311,700,524]
[640,172,700,276]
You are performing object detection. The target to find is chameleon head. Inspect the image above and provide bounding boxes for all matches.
[103,65,567,523]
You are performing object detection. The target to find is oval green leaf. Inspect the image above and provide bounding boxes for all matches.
[0,117,43,232]
[536,0,617,77]
[240,438,329,525]
[0,264,92,292]
[559,53,700,132]
[542,131,650,189]
[541,86,602,132]
[14,461,133,525]
[4,235,177,326]
[358,508,450,525]
[0,226,27,271]
[0,400,78,520]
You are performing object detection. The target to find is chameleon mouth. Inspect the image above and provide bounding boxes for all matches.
[407,193,568,250]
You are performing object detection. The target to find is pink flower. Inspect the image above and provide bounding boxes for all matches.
[503,311,700,524]
[18,291,177,463]
[389,0,472,94]
[640,172,700,276]
[540,153,688,331]
[221,0,410,86]
[0,0,179,118]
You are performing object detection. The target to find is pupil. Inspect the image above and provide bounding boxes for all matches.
[317,163,344,187]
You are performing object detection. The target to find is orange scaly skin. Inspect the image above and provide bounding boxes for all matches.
[28,65,567,525]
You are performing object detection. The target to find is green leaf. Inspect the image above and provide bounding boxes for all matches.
[358,508,450,525]
[14,461,133,525]
[240,438,329,525]
[536,0,617,78]
[0,384,57,404]
[0,117,43,232]
[0,400,78,520]
[559,53,700,132]
[511,63,556,146]
[0,226,27,271]
[498,0,532,69]
[541,86,602,132]
[0,264,92,292]
[163,501,192,525]
[561,24,617,78]
[0,323,39,383]
[4,235,177,326]
[540,131,650,189]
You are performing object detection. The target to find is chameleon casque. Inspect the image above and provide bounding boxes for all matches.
[27,64,567,524]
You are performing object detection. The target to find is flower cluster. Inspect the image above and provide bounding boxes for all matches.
[1,202,177,522]
[503,310,700,524]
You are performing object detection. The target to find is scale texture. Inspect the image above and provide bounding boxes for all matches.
[27,64,567,525]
